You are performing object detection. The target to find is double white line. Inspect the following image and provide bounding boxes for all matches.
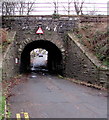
[16,112,30,120]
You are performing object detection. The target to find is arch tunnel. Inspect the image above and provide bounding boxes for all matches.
[20,40,63,75]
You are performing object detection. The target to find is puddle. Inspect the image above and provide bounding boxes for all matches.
[30,75,37,78]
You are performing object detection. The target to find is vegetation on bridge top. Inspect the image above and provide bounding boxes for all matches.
[73,21,109,67]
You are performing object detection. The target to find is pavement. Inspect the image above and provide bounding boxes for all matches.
[9,72,107,118]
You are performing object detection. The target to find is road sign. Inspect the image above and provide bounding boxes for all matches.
[36,27,44,34]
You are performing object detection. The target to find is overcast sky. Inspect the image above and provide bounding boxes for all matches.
[0,0,108,3]
[0,0,108,15]
[22,0,108,2]
[25,0,108,15]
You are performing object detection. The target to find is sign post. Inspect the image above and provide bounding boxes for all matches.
[15,58,19,64]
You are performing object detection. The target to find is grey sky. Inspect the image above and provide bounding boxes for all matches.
[0,0,108,15]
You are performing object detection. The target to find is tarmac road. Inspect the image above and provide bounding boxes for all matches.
[9,72,107,118]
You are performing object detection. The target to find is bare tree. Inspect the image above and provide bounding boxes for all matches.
[74,0,84,15]
[2,1,35,16]
[61,0,73,15]
[26,2,34,15]
[2,2,17,15]
[61,0,84,15]
[67,0,73,15]
[16,2,35,15]
[88,6,98,15]
[16,2,25,15]
[53,0,58,14]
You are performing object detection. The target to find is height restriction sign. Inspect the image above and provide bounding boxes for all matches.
[36,27,44,34]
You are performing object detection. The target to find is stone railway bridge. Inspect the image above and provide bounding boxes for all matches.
[2,15,109,87]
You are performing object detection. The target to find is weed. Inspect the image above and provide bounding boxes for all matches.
[103,60,109,67]
[73,27,79,33]
[58,75,64,79]
[77,34,83,39]
[52,13,60,19]
[107,27,109,35]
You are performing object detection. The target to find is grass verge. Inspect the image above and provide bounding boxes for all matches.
[0,96,5,120]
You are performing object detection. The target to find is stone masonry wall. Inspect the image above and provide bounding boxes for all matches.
[65,33,109,87]
[2,42,18,80]
[2,17,76,34]
[2,34,19,80]
[2,17,109,88]
[2,30,109,88]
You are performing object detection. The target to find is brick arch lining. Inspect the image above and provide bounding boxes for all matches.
[20,40,64,74]
[19,38,65,54]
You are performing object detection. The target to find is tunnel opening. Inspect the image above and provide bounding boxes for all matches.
[30,48,48,72]
[20,40,63,75]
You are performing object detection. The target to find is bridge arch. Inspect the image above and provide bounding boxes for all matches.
[20,40,64,74]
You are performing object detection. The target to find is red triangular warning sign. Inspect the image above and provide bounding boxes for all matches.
[36,27,44,34]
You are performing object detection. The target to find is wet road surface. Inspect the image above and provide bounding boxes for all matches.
[9,72,107,118]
